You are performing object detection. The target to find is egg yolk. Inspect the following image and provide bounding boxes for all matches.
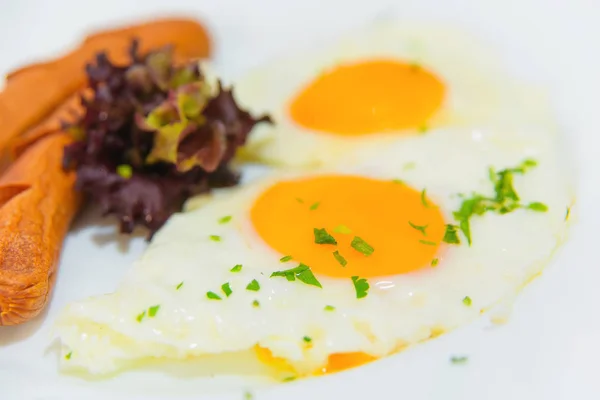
[255,346,376,376]
[251,175,446,278]
[289,59,445,135]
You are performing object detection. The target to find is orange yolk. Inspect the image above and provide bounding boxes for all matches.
[255,346,377,376]
[318,352,378,375]
[251,175,446,278]
[289,59,445,135]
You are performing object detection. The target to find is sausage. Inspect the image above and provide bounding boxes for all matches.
[0,17,212,325]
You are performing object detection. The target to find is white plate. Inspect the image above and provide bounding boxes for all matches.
[1,0,599,399]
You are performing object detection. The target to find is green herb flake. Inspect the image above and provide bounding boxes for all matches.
[314,228,337,245]
[333,224,352,234]
[450,356,469,365]
[65,351,73,360]
[303,336,312,343]
[351,236,374,256]
[453,194,489,246]
[420,189,430,207]
[221,282,233,297]
[246,279,260,291]
[462,296,472,306]
[324,305,336,311]
[218,215,232,224]
[209,235,222,242]
[309,201,321,210]
[244,391,254,400]
[565,206,571,221]
[176,281,184,290]
[252,300,260,308]
[419,240,437,246]
[442,224,461,244]
[283,376,297,382]
[333,250,348,267]
[136,310,146,323]
[494,170,519,203]
[206,291,222,300]
[403,162,416,171]
[431,258,439,267]
[488,167,497,183]
[418,124,428,133]
[116,164,133,179]
[231,264,243,272]
[148,305,160,317]
[271,264,322,288]
[296,198,304,204]
[391,179,404,185]
[351,276,369,299]
[527,202,548,212]
[280,255,293,262]
[522,158,538,169]
[450,159,545,245]
[408,221,428,236]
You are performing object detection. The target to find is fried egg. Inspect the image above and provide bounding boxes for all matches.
[234,21,553,167]
[54,120,571,378]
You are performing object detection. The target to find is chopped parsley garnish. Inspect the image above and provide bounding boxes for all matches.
[494,170,519,203]
[450,356,468,364]
[218,215,232,224]
[351,236,374,256]
[222,282,232,297]
[231,264,242,272]
[324,305,336,311]
[419,240,436,246]
[452,159,546,245]
[488,166,497,182]
[303,336,312,343]
[442,224,460,244]
[176,281,184,290]
[148,305,160,317]
[351,276,369,299]
[136,310,146,323]
[314,228,337,245]
[246,279,260,291]
[296,198,304,204]
[209,235,221,242]
[462,296,472,306]
[116,164,133,179]
[283,376,297,382]
[65,351,73,360]
[418,124,428,133]
[280,255,293,262]
[310,201,320,210]
[420,189,429,207]
[431,258,439,267]
[206,291,222,300]
[252,300,260,308]
[408,221,428,236]
[333,250,347,267]
[271,264,322,288]
[392,178,404,185]
[403,162,416,171]
[527,202,548,212]
[333,224,352,234]
[565,206,571,221]
[244,391,254,400]
[453,194,488,246]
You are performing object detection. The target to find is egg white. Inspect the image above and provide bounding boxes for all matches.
[54,120,571,377]
[233,21,555,168]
